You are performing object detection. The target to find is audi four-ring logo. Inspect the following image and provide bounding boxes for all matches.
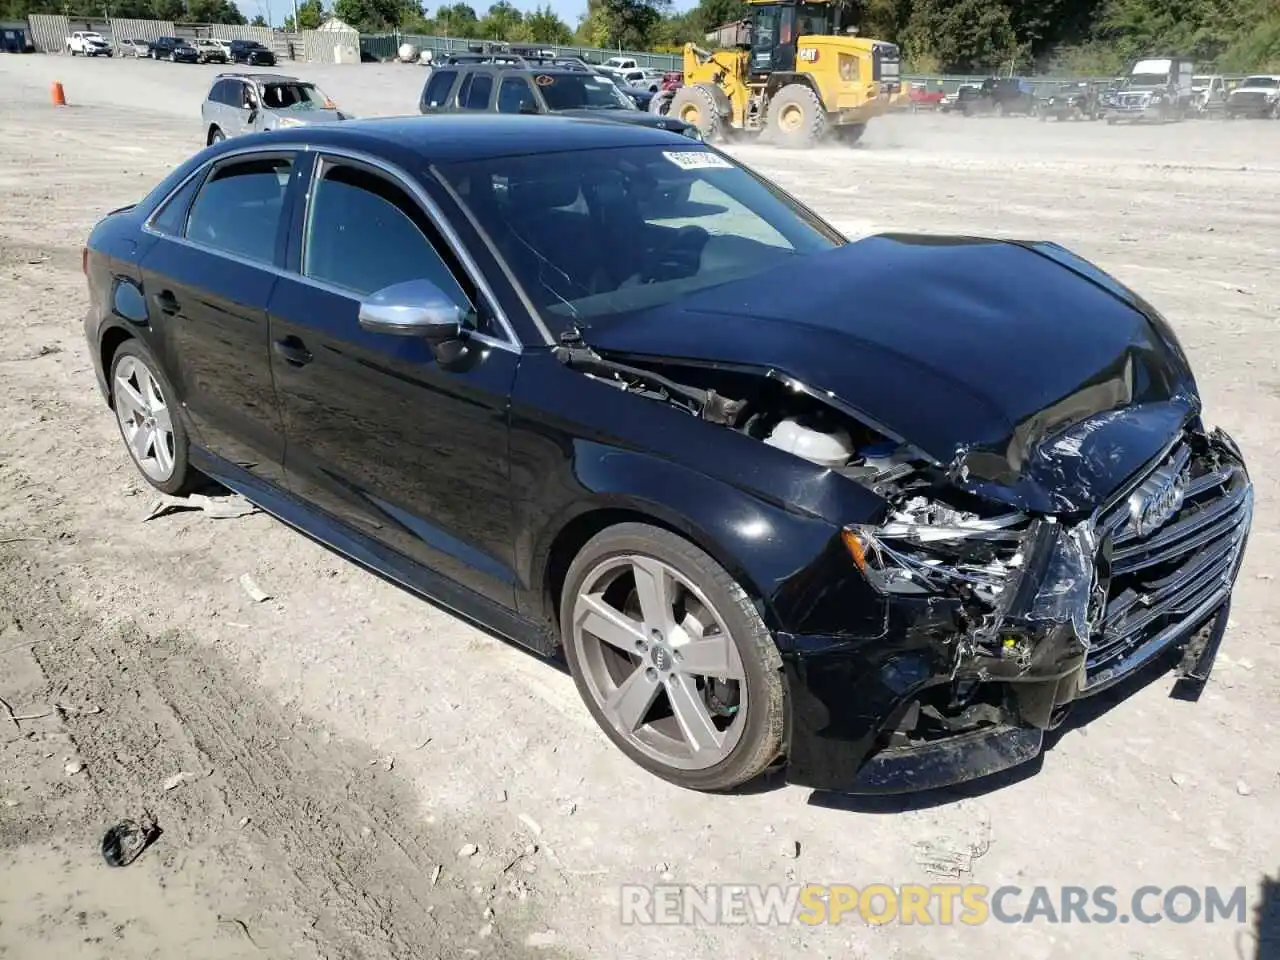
[1130,467,1188,538]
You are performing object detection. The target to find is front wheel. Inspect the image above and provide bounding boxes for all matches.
[560,523,786,792]
[766,83,827,148]
[109,340,199,496]
[207,125,225,144]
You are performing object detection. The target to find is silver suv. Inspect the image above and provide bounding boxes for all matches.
[201,73,350,144]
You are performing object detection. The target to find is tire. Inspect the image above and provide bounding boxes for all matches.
[766,83,827,148]
[108,339,199,496]
[666,85,722,141]
[169,51,176,62]
[207,125,224,145]
[560,523,786,792]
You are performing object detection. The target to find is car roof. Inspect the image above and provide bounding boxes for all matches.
[215,72,300,83]
[212,114,696,165]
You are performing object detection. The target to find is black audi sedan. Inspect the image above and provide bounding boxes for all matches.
[83,115,1252,795]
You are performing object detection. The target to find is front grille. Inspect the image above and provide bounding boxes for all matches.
[1084,440,1251,688]
[1233,92,1266,103]
[1119,94,1146,107]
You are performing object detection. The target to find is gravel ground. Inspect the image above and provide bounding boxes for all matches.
[1,54,1278,960]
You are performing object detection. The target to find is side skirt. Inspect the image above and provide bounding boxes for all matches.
[190,448,558,658]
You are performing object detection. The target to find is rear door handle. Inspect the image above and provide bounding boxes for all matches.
[273,336,313,367]
[154,290,180,315]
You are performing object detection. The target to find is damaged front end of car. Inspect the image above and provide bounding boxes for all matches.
[821,422,1253,793]
[552,320,1252,795]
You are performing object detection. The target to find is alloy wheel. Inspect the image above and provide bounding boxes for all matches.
[569,554,748,771]
[113,355,176,483]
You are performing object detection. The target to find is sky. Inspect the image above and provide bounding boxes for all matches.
[243,0,696,30]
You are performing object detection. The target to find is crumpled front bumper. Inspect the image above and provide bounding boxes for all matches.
[781,427,1252,795]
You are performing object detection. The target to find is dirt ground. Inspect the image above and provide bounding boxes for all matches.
[1,54,1278,960]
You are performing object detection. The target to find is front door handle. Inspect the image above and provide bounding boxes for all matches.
[154,290,180,315]
[273,336,313,367]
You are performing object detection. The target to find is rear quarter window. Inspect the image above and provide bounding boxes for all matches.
[422,70,458,110]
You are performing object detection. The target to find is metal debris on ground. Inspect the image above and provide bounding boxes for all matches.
[145,492,259,522]
[238,573,271,603]
[101,811,160,867]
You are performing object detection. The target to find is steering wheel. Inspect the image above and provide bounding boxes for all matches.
[638,225,710,284]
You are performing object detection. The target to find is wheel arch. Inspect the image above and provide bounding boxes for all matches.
[763,72,822,103]
[206,123,223,145]
[530,456,846,647]
[99,323,137,407]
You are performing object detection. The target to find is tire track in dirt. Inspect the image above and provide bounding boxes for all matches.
[0,542,568,960]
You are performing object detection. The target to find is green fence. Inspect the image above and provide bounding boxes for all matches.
[360,32,680,70]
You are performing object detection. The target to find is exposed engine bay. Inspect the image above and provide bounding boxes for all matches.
[552,338,1042,633]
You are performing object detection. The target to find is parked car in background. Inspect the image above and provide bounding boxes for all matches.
[419,61,700,139]
[616,67,666,93]
[938,84,981,114]
[1037,81,1102,121]
[906,82,945,111]
[229,38,276,66]
[192,38,228,63]
[149,36,198,62]
[66,30,112,56]
[1191,74,1228,117]
[83,114,1254,796]
[120,38,150,58]
[202,73,349,143]
[1225,75,1280,118]
[960,76,1036,116]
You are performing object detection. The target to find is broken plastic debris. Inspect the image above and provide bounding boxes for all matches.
[162,770,198,791]
[145,492,258,522]
[238,573,271,603]
[101,812,160,867]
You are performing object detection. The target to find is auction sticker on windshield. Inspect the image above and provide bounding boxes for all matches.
[663,151,732,170]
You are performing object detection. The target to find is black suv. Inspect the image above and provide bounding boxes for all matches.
[418,59,700,139]
[949,77,1036,116]
[230,38,276,66]
[148,36,198,63]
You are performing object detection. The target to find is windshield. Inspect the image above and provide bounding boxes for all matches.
[537,73,633,110]
[1241,76,1279,88]
[261,82,328,111]
[438,145,842,332]
[1125,73,1168,87]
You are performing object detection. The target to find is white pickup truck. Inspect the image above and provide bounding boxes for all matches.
[66,31,113,56]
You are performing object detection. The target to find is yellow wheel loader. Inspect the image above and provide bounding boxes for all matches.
[669,0,901,148]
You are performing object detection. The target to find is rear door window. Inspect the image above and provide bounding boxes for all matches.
[460,72,494,110]
[185,155,293,265]
[497,76,536,113]
[422,69,457,110]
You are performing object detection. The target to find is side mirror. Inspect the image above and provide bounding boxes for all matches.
[358,279,466,360]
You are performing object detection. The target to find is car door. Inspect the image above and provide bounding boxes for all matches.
[138,150,296,487]
[267,153,521,606]
[496,75,537,114]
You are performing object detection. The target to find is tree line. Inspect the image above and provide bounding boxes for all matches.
[4,0,1277,72]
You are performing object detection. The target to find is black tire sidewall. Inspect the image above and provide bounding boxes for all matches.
[109,339,196,496]
[559,522,785,792]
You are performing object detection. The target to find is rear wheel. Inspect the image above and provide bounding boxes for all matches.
[766,83,827,148]
[560,523,786,792]
[666,85,722,141]
[109,340,199,496]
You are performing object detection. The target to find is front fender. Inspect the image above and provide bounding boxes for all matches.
[509,352,889,639]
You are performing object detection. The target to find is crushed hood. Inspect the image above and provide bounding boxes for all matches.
[583,234,1200,514]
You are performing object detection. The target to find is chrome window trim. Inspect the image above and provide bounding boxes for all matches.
[138,140,523,354]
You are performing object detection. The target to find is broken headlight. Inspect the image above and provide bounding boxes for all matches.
[841,496,1031,605]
